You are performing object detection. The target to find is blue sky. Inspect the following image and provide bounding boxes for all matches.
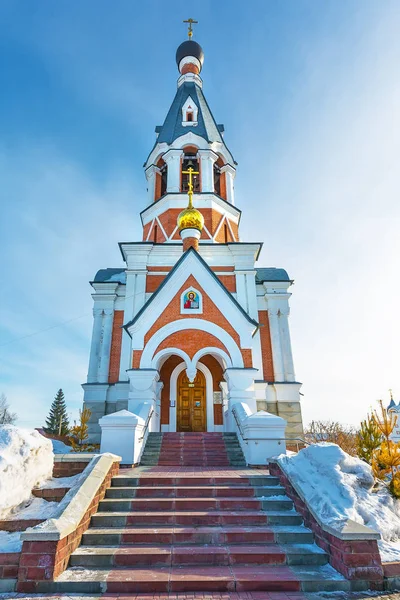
[0,0,399,429]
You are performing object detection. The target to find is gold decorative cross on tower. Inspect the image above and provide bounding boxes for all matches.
[183,18,198,39]
[182,166,199,208]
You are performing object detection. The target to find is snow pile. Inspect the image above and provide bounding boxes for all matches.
[0,425,53,519]
[51,438,72,454]
[278,443,400,562]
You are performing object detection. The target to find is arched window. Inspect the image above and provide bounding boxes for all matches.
[214,156,226,198]
[182,96,198,126]
[155,157,167,201]
[181,147,200,193]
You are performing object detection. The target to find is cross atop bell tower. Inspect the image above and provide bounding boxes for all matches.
[183,18,198,39]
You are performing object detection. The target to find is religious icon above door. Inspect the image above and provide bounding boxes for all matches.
[181,287,202,314]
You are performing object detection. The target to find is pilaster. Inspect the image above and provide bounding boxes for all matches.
[163,149,183,193]
[220,164,236,205]
[87,308,104,383]
[198,149,218,193]
[98,308,114,383]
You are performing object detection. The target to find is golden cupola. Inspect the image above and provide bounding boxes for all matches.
[178,162,204,251]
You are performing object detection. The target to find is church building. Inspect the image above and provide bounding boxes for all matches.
[82,33,304,451]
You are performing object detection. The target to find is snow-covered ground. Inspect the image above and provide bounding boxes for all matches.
[0,426,53,520]
[278,443,400,562]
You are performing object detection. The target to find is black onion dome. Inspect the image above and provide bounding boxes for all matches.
[176,40,204,69]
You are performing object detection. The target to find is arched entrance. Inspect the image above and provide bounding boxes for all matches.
[177,369,206,432]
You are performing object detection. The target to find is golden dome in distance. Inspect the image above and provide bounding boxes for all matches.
[178,206,204,232]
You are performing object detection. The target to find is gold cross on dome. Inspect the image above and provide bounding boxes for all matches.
[182,166,199,208]
[183,18,198,39]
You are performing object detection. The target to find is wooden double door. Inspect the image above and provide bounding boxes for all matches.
[177,370,206,432]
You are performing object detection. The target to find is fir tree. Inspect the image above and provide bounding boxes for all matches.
[45,389,69,435]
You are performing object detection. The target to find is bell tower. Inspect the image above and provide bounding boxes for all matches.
[142,36,239,245]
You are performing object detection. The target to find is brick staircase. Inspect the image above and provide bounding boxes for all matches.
[36,464,359,594]
[140,432,246,466]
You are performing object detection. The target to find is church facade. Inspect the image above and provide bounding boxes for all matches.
[82,37,304,445]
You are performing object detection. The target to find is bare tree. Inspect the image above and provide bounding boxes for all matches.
[0,393,17,425]
[305,420,358,456]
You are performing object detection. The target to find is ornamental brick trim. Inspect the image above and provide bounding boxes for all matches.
[268,462,384,587]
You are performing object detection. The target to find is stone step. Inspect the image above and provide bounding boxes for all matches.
[39,564,355,593]
[91,510,302,527]
[70,543,328,568]
[105,485,287,498]
[98,497,294,512]
[111,476,280,487]
[82,525,315,546]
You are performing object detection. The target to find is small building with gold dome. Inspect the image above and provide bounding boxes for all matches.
[83,31,304,462]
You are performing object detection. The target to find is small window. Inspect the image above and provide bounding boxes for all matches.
[187,111,193,122]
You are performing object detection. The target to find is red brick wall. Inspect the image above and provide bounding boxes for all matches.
[52,461,90,478]
[0,552,20,581]
[269,462,384,586]
[108,311,124,383]
[17,461,120,592]
[258,311,275,381]
[155,331,229,359]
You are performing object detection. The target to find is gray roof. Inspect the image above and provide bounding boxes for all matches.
[93,268,126,284]
[148,81,234,161]
[255,268,291,283]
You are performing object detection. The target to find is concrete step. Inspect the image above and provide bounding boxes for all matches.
[105,485,287,499]
[111,475,280,487]
[70,543,328,568]
[90,510,302,527]
[82,525,316,546]
[98,497,294,512]
[39,564,356,594]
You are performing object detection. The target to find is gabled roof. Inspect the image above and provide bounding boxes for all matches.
[147,82,235,163]
[124,247,258,334]
[255,268,292,283]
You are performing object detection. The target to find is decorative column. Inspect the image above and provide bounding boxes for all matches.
[198,149,218,193]
[98,308,114,383]
[87,308,104,383]
[224,368,259,429]
[267,308,285,382]
[220,164,236,205]
[126,369,160,414]
[163,149,182,193]
[278,307,295,381]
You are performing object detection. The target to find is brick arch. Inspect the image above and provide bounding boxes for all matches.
[153,330,230,361]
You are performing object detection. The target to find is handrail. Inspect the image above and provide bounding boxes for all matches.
[232,406,309,451]
[138,407,154,442]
